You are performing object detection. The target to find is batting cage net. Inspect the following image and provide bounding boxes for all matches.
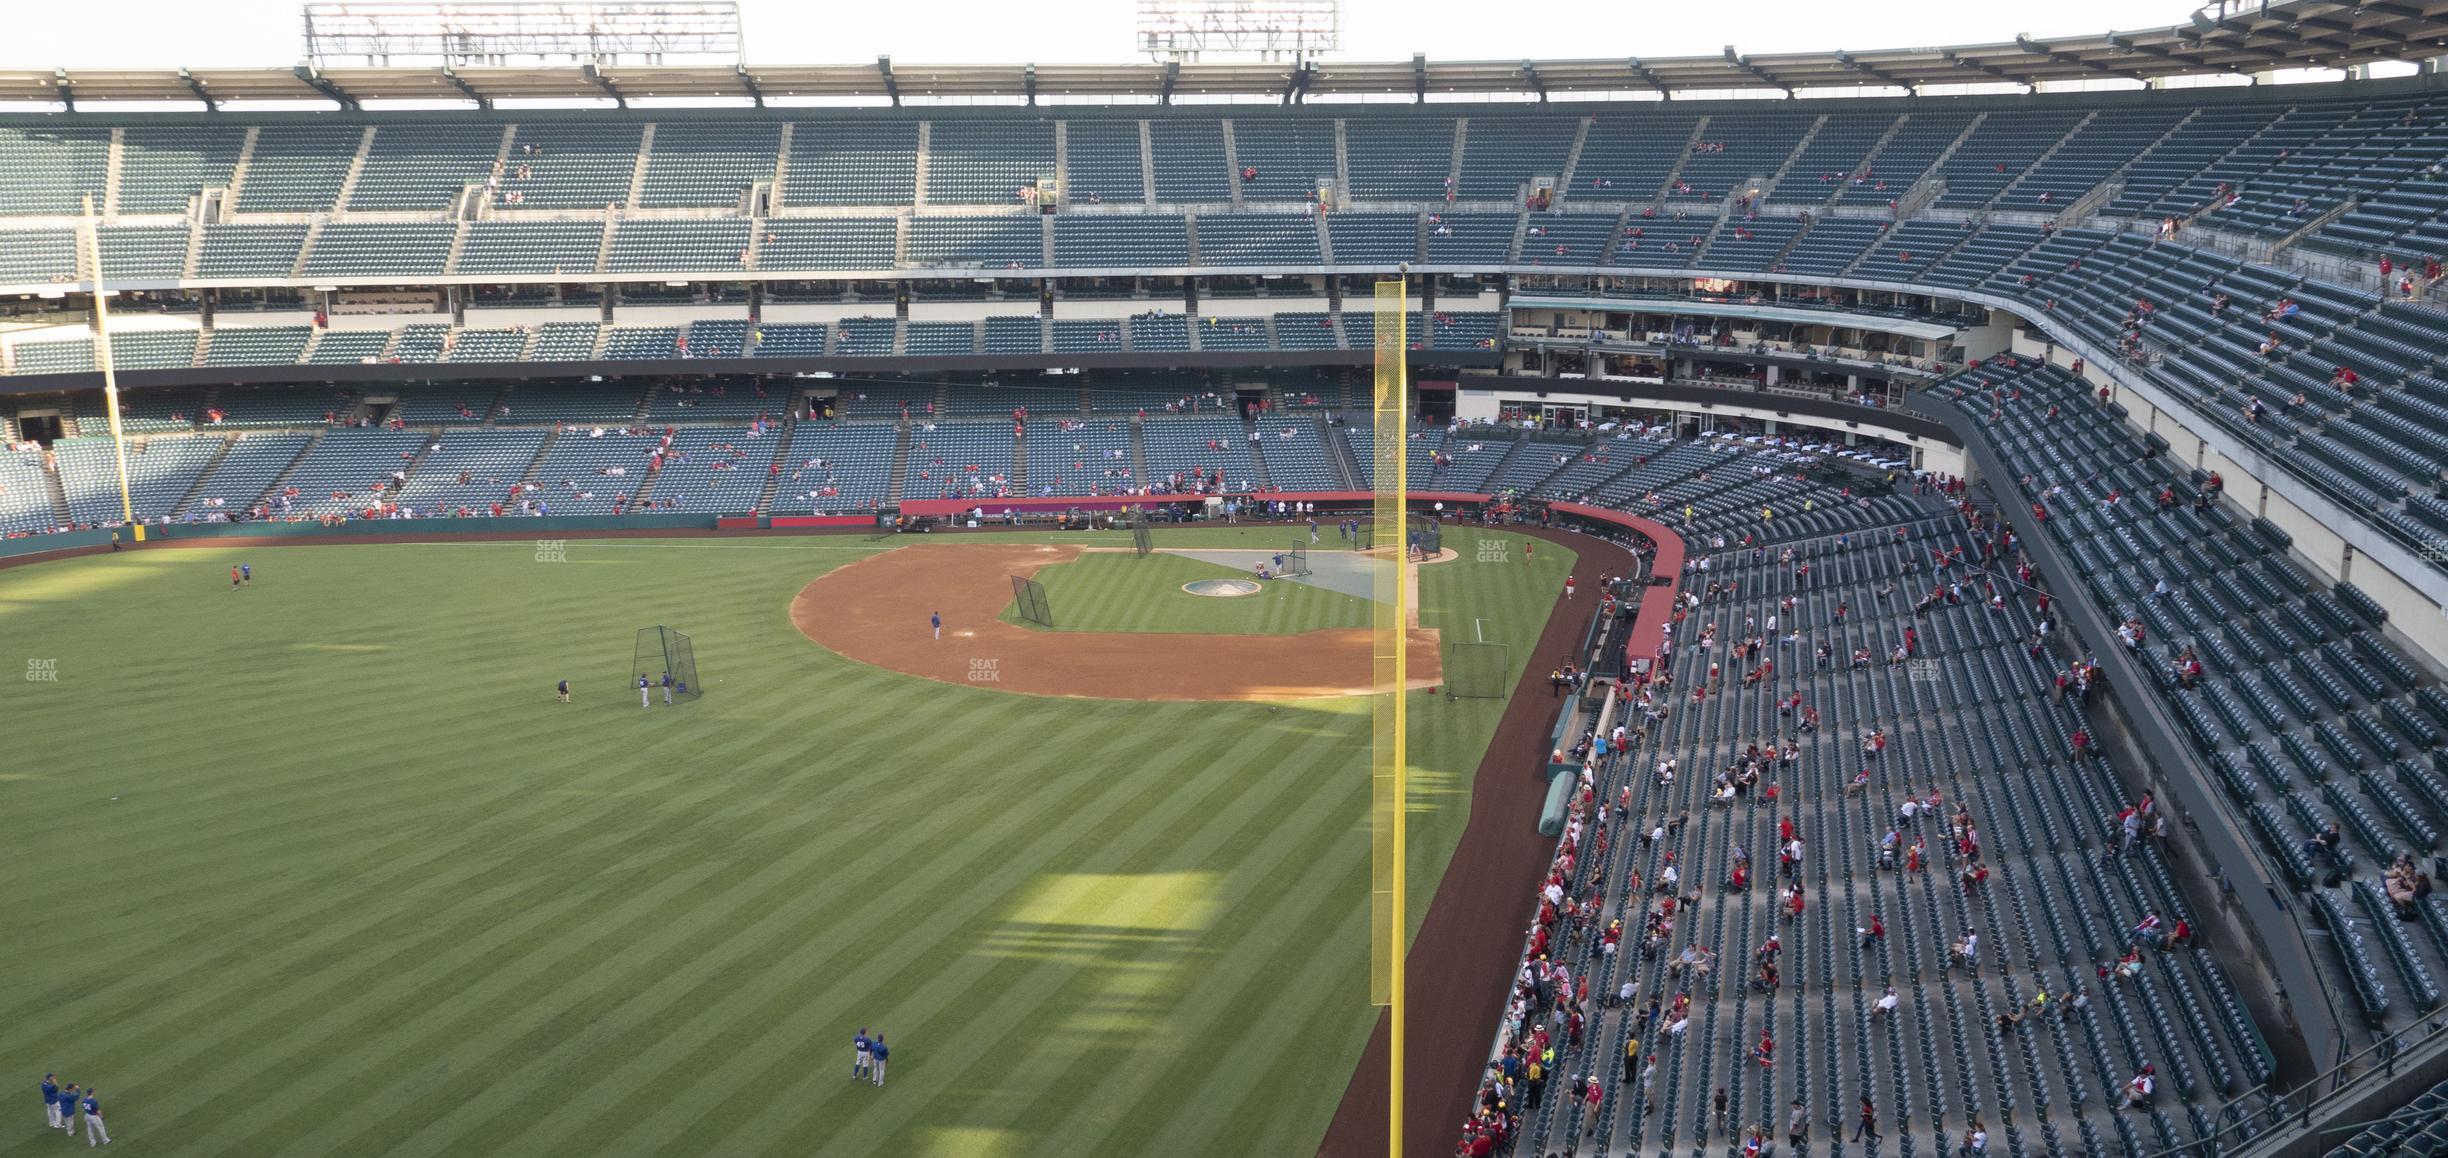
[1011,574,1054,628]
[1446,641,1510,699]
[634,626,703,701]
[1129,509,1154,557]
[1410,516,1444,559]
[1281,544,1312,578]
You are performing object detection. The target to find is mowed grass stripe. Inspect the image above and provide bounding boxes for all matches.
[578,707,1359,1157]
[404,702,1162,1156]
[289,704,1274,1157]
[734,712,1363,1156]
[973,736,1368,1152]
[1137,858,1374,1156]
[225,699,1128,1158]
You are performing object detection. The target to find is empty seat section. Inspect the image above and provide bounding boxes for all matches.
[0,126,108,215]
[1774,112,1896,203]
[607,219,750,273]
[1423,214,1517,265]
[1026,418,1134,495]
[1933,110,2087,207]
[753,323,830,357]
[1517,216,1617,267]
[347,124,501,211]
[302,222,456,279]
[1226,116,1337,202]
[1455,115,1578,201]
[1130,314,1189,352]
[904,321,974,356]
[97,226,189,282]
[457,220,604,277]
[906,217,1041,270]
[1570,112,1698,198]
[55,435,222,521]
[1198,317,1270,352]
[117,125,246,215]
[197,224,307,279]
[638,122,778,207]
[234,125,361,212]
[1673,112,1815,200]
[1148,117,1232,202]
[181,432,312,517]
[1191,213,1319,265]
[1051,319,1122,354]
[498,123,639,209]
[202,326,311,367]
[531,322,600,361]
[782,120,918,206]
[1835,111,1972,204]
[1343,116,1453,200]
[1996,108,2188,211]
[0,230,77,285]
[1326,213,1416,266]
[926,118,1054,205]
[1054,215,1188,269]
[758,218,895,271]
[835,317,896,357]
[981,315,1043,355]
[1777,218,1888,276]
[1062,118,1146,204]
[1252,417,1339,489]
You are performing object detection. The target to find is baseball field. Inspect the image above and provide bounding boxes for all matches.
[0,524,1571,1157]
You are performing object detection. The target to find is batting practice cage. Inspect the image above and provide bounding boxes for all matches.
[1410,516,1444,559]
[1281,544,1312,578]
[1129,509,1154,557]
[633,626,703,701]
[1446,640,1510,698]
[1011,574,1054,627]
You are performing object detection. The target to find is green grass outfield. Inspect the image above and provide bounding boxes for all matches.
[1001,550,1370,634]
[0,526,1571,1158]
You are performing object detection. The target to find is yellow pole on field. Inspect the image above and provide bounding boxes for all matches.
[1367,276,1408,1158]
[79,193,142,541]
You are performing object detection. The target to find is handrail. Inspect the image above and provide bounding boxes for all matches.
[2141,1013,2448,1158]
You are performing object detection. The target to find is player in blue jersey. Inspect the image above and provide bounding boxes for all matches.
[869,1034,889,1087]
[41,1074,60,1129]
[80,1088,108,1146]
[853,1028,872,1081]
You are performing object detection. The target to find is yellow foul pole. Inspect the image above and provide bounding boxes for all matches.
[1368,277,1408,1158]
[80,194,142,541]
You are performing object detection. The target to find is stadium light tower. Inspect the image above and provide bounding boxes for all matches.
[1136,0,1341,63]
[303,1,744,68]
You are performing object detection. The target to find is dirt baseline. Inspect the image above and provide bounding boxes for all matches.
[790,542,1442,701]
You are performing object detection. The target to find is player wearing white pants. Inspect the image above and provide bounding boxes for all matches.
[80,1091,108,1146]
[42,1075,61,1129]
[639,675,651,708]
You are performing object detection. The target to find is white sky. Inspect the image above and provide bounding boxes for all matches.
[3,0,2221,68]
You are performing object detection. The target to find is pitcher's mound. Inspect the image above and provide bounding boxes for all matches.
[1183,578,1263,597]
